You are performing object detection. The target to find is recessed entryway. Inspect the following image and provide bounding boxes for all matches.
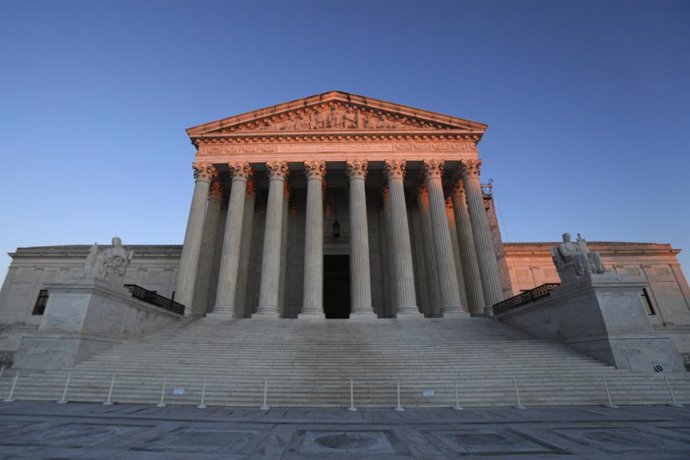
[323,255,350,318]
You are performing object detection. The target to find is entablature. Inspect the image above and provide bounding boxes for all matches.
[195,137,479,163]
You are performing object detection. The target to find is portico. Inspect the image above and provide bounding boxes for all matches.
[176,91,504,318]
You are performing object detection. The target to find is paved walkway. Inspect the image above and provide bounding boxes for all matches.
[0,401,689,458]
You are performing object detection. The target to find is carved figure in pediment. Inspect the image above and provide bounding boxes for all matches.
[326,105,341,128]
[226,103,451,132]
[314,108,330,129]
[293,111,309,130]
[342,106,359,129]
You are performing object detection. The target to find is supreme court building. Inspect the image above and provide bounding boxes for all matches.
[2,90,690,383]
[176,91,503,320]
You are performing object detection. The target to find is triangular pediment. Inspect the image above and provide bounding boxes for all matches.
[187,91,487,138]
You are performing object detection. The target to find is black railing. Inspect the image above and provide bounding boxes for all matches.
[493,283,560,315]
[124,284,185,315]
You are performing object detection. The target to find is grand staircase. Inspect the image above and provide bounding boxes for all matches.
[1,318,688,408]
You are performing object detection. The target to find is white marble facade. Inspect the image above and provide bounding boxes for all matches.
[170,91,509,320]
[1,91,689,333]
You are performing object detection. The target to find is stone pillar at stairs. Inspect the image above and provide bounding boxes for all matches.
[347,160,377,319]
[176,162,216,314]
[299,161,326,318]
[461,159,504,310]
[211,162,252,318]
[422,159,468,318]
[384,160,422,318]
[255,161,289,318]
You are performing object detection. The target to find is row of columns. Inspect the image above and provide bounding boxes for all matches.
[174,158,503,318]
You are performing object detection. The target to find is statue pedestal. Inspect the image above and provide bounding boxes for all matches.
[497,274,684,372]
[14,277,181,369]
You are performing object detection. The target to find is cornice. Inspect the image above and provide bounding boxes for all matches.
[193,131,481,146]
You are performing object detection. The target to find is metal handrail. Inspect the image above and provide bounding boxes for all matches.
[124,284,185,315]
[493,283,560,315]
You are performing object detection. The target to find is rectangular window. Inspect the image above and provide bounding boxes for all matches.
[32,289,49,315]
[641,288,655,315]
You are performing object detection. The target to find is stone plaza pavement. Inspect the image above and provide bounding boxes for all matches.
[0,402,689,459]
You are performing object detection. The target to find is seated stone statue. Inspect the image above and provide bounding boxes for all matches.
[551,232,606,282]
[83,237,134,286]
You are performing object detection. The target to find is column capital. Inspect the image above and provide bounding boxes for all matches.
[384,159,406,180]
[422,159,444,180]
[192,162,217,182]
[229,161,253,180]
[304,160,326,180]
[209,180,223,200]
[346,160,368,180]
[266,161,289,180]
[460,159,482,177]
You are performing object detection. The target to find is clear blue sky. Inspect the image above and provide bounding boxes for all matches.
[1,0,689,283]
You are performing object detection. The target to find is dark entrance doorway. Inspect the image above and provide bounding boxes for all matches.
[323,255,351,318]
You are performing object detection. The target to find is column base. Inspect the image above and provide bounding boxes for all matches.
[207,305,238,319]
[298,309,325,319]
[441,311,471,319]
[395,306,424,319]
[349,311,378,320]
[441,305,471,318]
[253,307,280,319]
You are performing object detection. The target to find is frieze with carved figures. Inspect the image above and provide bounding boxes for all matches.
[222,102,455,133]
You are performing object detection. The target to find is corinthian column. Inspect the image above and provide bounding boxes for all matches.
[451,177,485,315]
[235,180,256,317]
[299,161,326,318]
[446,196,469,308]
[193,180,223,315]
[416,183,441,315]
[381,186,397,316]
[212,162,252,318]
[461,159,503,309]
[384,160,422,318]
[176,162,216,313]
[255,161,289,318]
[278,182,290,316]
[422,160,467,317]
[347,160,376,319]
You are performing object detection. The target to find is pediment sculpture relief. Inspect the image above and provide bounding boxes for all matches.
[224,103,453,133]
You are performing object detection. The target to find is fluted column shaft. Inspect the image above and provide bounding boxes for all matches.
[381,187,397,317]
[300,161,325,318]
[256,161,289,318]
[177,162,216,313]
[446,196,469,308]
[193,180,223,315]
[451,179,485,314]
[347,160,376,318]
[213,162,252,317]
[384,160,422,318]
[416,184,441,315]
[461,159,504,308]
[278,182,290,316]
[423,160,467,317]
[235,181,256,317]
